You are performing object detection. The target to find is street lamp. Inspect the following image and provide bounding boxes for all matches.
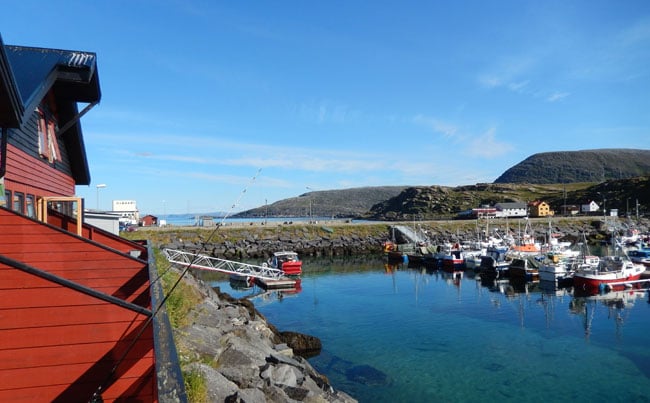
[306,187,313,221]
[96,184,107,210]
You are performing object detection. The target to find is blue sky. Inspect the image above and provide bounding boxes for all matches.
[2,1,649,215]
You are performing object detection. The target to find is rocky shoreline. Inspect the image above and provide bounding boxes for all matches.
[174,270,357,402]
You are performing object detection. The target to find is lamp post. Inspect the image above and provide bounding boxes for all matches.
[306,187,313,221]
[96,184,107,210]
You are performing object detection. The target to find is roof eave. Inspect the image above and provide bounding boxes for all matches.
[0,34,23,127]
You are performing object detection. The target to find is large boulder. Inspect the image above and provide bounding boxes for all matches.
[280,331,322,358]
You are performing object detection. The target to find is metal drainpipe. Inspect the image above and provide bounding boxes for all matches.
[0,127,6,178]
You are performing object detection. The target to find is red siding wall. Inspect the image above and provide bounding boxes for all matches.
[47,211,148,258]
[4,143,75,196]
[0,209,156,402]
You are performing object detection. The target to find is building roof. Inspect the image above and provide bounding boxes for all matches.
[0,35,22,127]
[0,33,101,185]
[495,202,527,209]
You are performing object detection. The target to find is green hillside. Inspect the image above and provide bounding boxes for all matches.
[494,149,650,184]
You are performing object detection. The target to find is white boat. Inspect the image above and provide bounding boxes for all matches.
[539,258,573,284]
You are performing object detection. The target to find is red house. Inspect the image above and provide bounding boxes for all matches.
[0,34,184,401]
[141,214,159,227]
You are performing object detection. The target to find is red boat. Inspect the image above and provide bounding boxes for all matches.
[573,254,646,292]
[267,251,302,276]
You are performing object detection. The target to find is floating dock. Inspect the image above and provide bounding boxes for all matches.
[255,277,300,290]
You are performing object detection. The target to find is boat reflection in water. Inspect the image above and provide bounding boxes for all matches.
[204,256,650,402]
[571,286,649,339]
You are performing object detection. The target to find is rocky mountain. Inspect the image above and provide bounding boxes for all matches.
[232,149,650,220]
[364,177,650,220]
[494,149,650,184]
[233,186,408,218]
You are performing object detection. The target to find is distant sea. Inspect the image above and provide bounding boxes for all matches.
[161,214,338,227]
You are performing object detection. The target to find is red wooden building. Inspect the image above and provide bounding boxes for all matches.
[0,34,184,401]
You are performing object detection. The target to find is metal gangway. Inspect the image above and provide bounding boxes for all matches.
[163,249,284,280]
[392,225,428,244]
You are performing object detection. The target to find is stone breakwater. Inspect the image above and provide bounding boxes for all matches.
[176,271,357,402]
[161,229,387,260]
[158,217,649,260]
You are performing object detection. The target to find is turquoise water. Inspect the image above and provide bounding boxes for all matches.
[206,257,650,403]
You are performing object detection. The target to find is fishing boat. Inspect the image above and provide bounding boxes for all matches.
[627,248,650,267]
[477,245,510,278]
[539,252,599,286]
[573,254,645,292]
[266,251,303,275]
[441,242,465,272]
[539,257,575,286]
[508,256,542,282]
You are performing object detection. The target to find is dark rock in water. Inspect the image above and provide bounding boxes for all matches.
[484,362,506,372]
[345,364,389,385]
[280,331,322,358]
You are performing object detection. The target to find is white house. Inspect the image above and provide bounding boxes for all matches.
[494,202,528,218]
[581,201,600,214]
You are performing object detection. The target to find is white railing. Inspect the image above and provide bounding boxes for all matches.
[163,249,283,280]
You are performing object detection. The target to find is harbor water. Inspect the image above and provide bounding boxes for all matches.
[203,256,650,403]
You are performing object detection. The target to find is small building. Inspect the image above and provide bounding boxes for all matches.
[528,200,554,217]
[199,215,216,227]
[495,202,528,218]
[559,204,581,216]
[581,200,600,214]
[140,214,158,227]
[473,206,498,219]
[84,210,121,235]
[455,207,498,220]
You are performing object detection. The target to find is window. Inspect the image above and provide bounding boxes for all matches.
[3,189,10,209]
[37,106,61,163]
[13,192,24,214]
[26,194,35,218]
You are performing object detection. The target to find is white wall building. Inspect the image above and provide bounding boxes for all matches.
[581,201,600,213]
[111,200,139,225]
[494,202,528,218]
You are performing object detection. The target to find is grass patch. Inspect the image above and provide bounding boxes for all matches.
[152,248,202,328]
[183,367,208,403]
